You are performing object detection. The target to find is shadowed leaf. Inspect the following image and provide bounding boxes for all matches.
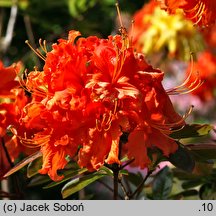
[199,183,216,200]
[152,166,173,200]
[170,190,198,199]
[187,143,216,160]
[182,179,203,190]
[61,171,106,199]
[43,168,87,189]
[27,157,43,178]
[168,144,195,172]
[171,124,213,139]
[28,174,51,187]
[4,151,42,178]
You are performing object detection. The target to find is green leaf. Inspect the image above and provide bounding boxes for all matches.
[168,144,195,172]
[103,0,115,5]
[0,0,12,7]
[170,190,198,200]
[127,172,143,187]
[120,156,129,163]
[43,168,87,189]
[99,166,113,176]
[152,166,173,200]
[18,0,29,10]
[172,168,199,180]
[0,0,29,9]
[182,179,203,190]
[4,151,42,178]
[61,171,106,199]
[119,169,128,176]
[28,174,52,187]
[68,0,97,18]
[27,157,43,178]
[199,183,216,200]
[170,124,213,139]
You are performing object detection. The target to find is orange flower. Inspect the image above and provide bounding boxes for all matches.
[185,51,216,101]
[123,70,185,168]
[158,0,216,27]
[16,30,186,181]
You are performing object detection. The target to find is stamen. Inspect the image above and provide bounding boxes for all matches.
[150,105,194,135]
[39,38,48,53]
[9,126,50,148]
[25,40,46,61]
[115,1,130,48]
[115,2,124,29]
[185,1,206,25]
[96,99,119,132]
[129,20,135,46]
[16,69,48,98]
[166,53,203,95]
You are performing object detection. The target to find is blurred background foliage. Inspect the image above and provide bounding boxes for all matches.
[0,0,145,68]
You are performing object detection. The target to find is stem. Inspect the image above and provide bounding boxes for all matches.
[123,176,132,196]
[1,137,14,168]
[113,165,119,200]
[129,169,154,199]
[119,178,129,200]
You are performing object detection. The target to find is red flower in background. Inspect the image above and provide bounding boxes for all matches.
[201,24,216,49]
[15,30,185,181]
[186,51,216,101]
[0,61,30,178]
[158,0,216,27]
[129,0,159,48]
[0,61,22,98]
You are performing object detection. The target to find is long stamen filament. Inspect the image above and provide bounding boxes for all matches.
[25,40,46,61]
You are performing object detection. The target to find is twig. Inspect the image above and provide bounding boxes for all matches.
[119,178,129,200]
[113,166,119,200]
[129,169,154,199]
[121,158,135,169]
[123,176,132,195]
[1,137,14,168]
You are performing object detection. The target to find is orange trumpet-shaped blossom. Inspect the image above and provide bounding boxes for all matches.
[16,30,186,181]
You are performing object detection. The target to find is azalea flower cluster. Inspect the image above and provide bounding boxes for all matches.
[7,30,189,181]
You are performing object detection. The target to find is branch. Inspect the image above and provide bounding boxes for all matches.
[0,4,18,53]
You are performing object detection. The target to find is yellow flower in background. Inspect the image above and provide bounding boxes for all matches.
[133,6,204,60]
